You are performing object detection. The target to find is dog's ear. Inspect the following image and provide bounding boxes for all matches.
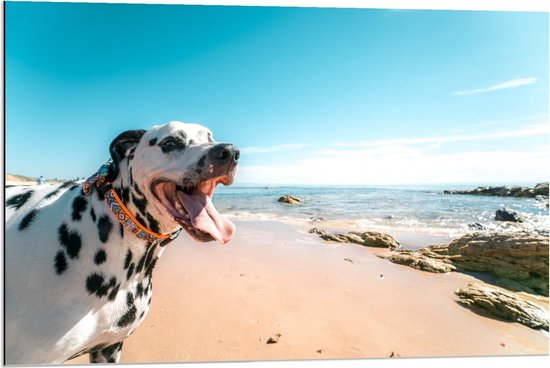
[107,129,146,180]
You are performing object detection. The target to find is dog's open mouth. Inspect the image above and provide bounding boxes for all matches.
[153,176,235,244]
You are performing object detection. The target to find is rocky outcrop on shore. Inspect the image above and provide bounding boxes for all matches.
[494,208,524,222]
[380,232,549,329]
[381,232,549,296]
[455,283,549,331]
[278,195,302,204]
[385,249,456,273]
[311,226,549,330]
[443,182,549,198]
[309,228,400,249]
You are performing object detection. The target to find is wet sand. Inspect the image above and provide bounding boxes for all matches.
[67,220,548,364]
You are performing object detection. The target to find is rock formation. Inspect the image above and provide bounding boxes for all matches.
[455,283,549,331]
[382,232,549,296]
[278,195,302,204]
[309,228,400,249]
[444,182,548,199]
[384,249,455,273]
[494,208,523,222]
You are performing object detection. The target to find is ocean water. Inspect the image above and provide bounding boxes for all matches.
[213,184,549,238]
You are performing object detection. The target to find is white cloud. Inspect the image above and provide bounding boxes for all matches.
[236,123,549,185]
[453,77,538,96]
[240,143,306,154]
[349,123,548,149]
[237,146,549,185]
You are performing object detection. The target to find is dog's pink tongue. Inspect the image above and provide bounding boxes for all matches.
[176,191,235,244]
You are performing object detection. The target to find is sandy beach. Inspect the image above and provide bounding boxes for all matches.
[65,219,548,364]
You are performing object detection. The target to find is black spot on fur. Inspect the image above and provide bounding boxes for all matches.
[71,195,88,221]
[58,223,82,259]
[97,216,113,243]
[126,292,134,307]
[90,351,99,361]
[119,223,124,238]
[86,274,117,299]
[145,257,158,278]
[148,297,152,305]
[108,283,120,301]
[101,344,117,358]
[19,209,38,231]
[132,195,148,215]
[144,245,157,269]
[90,207,97,222]
[126,263,135,280]
[96,189,105,201]
[54,251,68,275]
[146,213,160,234]
[135,214,146,228]
[128,147,136,161]
[100,342,123,361]
[124,250,133,269]
[136,282,144,298]
[121,187,130,206]
[132,182,144,197]
[197,155,206,167]
[148,138,157,146]
[86,273,107,297]
[94,249,107,265]
[140,311,145,319]
[6,190,34,210]
[117,305,137,327]
[45,189,60,199]
[135,249,149,274]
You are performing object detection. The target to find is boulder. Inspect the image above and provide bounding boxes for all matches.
[455,283,549,331]
[445,232,548,295]
[384,232,549,296]
[383,250,455,273]
[349,231,400,248]
[278,195,301,204]
[468,222,486,231]
[444,183,548,199]
[534,182,549,196]
[309,228,400,249]
[494,208,523,222]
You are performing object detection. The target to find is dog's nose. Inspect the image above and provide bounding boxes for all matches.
[210,144,240,164]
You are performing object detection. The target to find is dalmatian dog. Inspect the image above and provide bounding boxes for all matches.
[4,121,239,364]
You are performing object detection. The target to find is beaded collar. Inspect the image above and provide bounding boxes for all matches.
[82,159,181,245]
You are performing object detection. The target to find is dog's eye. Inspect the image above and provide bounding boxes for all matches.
[160,137,186,153]
[161,138,177,147]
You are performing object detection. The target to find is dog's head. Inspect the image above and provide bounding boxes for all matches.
[109,121,239,244]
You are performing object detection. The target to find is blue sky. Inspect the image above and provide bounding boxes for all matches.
[5,1,549,184]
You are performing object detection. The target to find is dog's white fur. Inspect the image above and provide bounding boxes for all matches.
[5,121,238,364]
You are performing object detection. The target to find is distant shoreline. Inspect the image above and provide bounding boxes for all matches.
[5,173,547,189]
